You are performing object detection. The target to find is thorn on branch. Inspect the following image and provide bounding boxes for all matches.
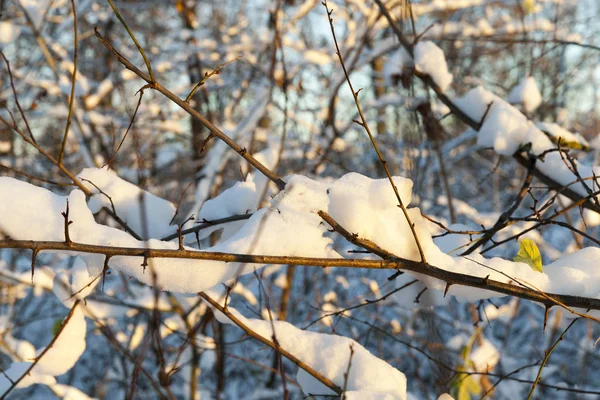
[177,225,184,250]
[482,274,490,285]
[102,255,111,291]
[195,231,201,249]
[543,305,551,332]
[443,282,452,298]
[141,252,149,273]
[177,216,194,251]
[61,200,73,246]
[31,248,39,284]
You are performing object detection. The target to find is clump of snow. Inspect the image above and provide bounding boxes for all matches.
[325,173,550,301]
[470,339,500,372]
[53,257,99,308]
[35,306,87,376]
[79,168,176,239]
[327,173,418,258]
[454,86,552,155]
[544,248,600,298]
[383,47,413,86]
[0,177,101,242]
[537,122,589,149]
[2,171,600,305]
[413,41,453,92]
[0,21,21,45]
[211,300,407,399]
[50,384,96,400]
[0,175,335,293]
[455,86,600,201]
[0,305,87,396]
[583,209,600,227]
[198,178,256,221]
[508,76,542,113]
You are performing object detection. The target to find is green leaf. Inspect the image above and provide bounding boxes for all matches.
[52,318,62,336]
[513,239,543,272]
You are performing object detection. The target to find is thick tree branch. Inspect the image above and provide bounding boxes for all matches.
[2,233,600,311]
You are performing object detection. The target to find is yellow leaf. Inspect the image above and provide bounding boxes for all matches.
[513,239,543,272]
[522,0,536,14]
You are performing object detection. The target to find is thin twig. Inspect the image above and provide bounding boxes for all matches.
[185,56,242,103]
[527,318,579,400]
[58,0,78,165]
[322,0,426,262]
[106,0,155,82]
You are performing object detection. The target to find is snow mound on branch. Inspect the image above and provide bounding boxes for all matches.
[212,302,407,399]
[537,122,589,149]
[508,76,542,113]
[79,168,176,239]
[455,86,600,200]
[414,41,453,92]
[2,172,600,304]
[544,247,600,298]
[384,47,413,86]
[198,177,256,221]
[35,306,87,376]
[325,173,550,301]
[454,86,552,155]
[0,175,335,293]
[0,306,86,395]
[328,173,417,258]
